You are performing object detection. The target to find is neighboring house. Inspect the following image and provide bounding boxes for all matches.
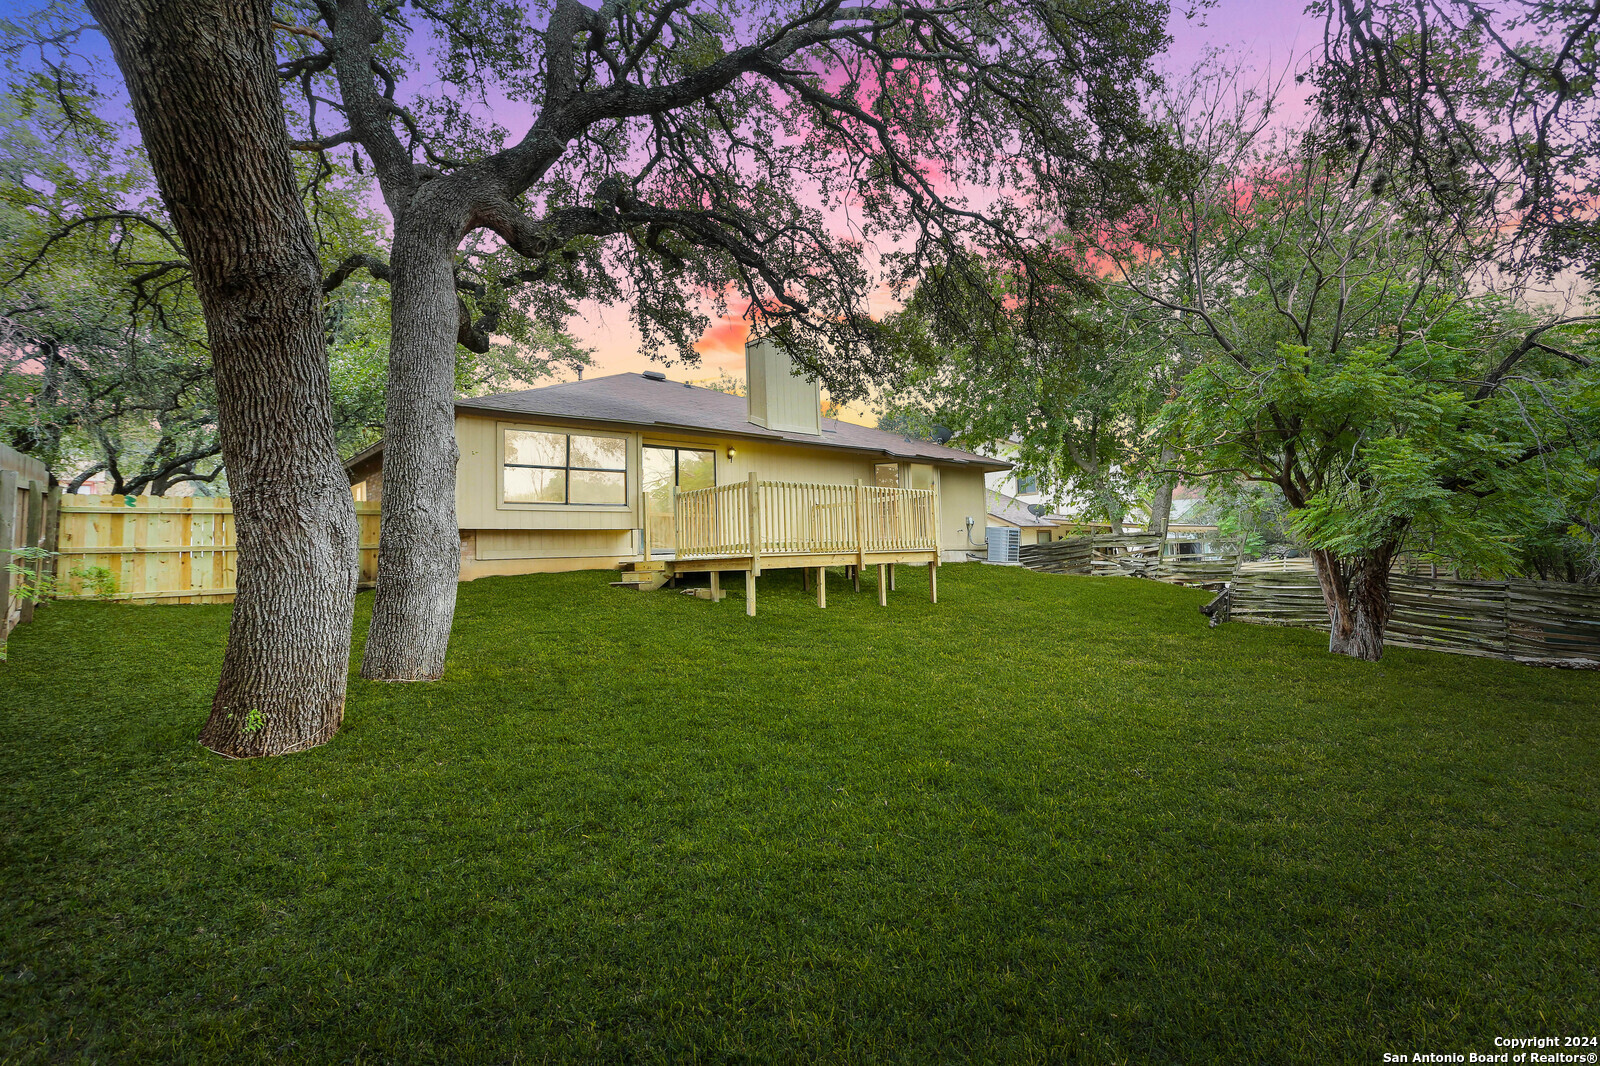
[983,488,1090,545]
[347,338,1007,580]
[980,438,1104,523]
[982,438,1042,506]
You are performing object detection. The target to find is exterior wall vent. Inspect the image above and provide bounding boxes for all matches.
[745,336,822,436]
[985,525,1020,564]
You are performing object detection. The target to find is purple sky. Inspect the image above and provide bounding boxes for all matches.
[571,0,1325,389]
[12,0,1325,396]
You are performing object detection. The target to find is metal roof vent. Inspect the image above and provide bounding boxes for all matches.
[642,371,667,381]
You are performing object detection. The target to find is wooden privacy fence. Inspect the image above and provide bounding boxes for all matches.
[2,441,56,640]
[1228,567,1600,664]
[674,475,938,562]
[56,496,381,604]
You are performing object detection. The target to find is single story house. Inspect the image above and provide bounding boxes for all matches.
[346,338,1008,581]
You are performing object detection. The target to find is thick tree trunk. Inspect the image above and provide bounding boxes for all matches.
[1311,544,1399,662]
[360,201,464,681]
[1148,446,1176,539]
[89,0,360,756]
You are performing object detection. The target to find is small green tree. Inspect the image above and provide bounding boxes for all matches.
[1126,137,1598,659]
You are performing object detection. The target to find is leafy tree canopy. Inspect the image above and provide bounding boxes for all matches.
[1310,0,1600,282]
[0,3,591,484]
[272,0,1180,400]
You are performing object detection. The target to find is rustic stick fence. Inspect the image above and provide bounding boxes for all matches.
[55,496,381,604]
[1022,534,1598,665]
[1228,567,1600,664]
[1019,533,1242,587]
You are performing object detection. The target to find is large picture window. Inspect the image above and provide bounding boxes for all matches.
[503,429,627,506]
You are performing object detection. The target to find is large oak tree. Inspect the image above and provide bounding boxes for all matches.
[86,0,360,755]
[273,0,1175,680]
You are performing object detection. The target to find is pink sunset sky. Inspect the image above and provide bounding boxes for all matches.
[554,1,1323,395]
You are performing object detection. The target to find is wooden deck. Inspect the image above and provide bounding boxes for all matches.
[643,474,941,616]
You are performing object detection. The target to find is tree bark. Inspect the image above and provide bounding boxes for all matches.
[1148,445,1177,539]
[359,198,464,681]
[1311,543,1399,662]
[89,0,360,756]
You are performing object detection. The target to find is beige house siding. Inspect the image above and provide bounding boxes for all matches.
[448,410,989,578]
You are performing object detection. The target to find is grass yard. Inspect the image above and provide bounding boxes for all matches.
[1,563,1596,1064]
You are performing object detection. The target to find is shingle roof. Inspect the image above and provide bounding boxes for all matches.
[445,373,1010,470]
[986,489,1071,527]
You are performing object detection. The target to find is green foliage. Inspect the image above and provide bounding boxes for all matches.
[0,568,1596,1059]
[0,8,590,472]
[1310,0,1600,282]
[883,261,1171,525]
[272,0,1175,402]
[1193,482,1296,558]
[1099,92,1600,581]
[3,545,56,603]
[66,564,117,599]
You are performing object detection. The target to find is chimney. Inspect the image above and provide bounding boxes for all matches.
[744,335,822,435]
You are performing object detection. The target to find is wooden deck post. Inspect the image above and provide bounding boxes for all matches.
[748,472,761,577]
[888,564,896,592]
[817,565,825,609]
[710,570,720,602]
[929,561,937,603]
[19,480,43,623]
[877,562,887,607]
[803,567,810,592]
[852,564,860,592]
[745,569,756,617]
[640,471,650,561]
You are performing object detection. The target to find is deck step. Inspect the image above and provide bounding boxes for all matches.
[610,573,669,592]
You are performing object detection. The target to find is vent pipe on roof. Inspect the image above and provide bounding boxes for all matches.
[745,336,822,435]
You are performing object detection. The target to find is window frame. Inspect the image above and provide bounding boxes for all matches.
[497,423,631,510]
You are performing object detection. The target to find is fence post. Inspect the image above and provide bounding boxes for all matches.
[0,469,17,637]
[747,471,761,577]
[19,480,43,624]
[1503,582,1513,658]
[43,485,61,584]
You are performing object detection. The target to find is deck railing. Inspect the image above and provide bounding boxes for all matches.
[673,474,938,562]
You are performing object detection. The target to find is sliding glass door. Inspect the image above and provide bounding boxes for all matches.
[643,445,716,554]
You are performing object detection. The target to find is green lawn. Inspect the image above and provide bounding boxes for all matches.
[1,564,1596,1064]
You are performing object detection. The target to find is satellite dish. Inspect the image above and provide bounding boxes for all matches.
[931,425,954,445]
[1027,503,1050,517]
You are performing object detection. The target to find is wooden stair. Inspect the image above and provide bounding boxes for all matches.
[610,560,670,592]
